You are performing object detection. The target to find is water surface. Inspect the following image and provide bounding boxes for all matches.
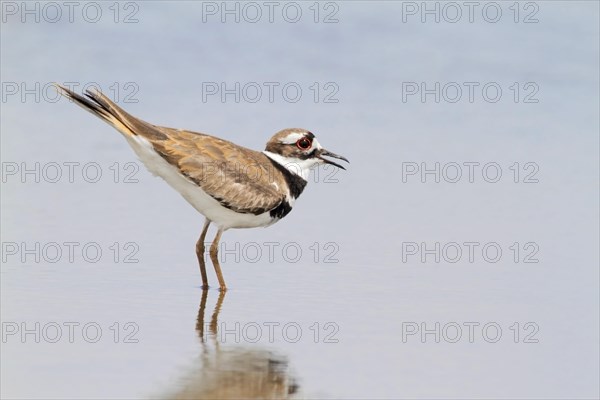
[1,1,598,398]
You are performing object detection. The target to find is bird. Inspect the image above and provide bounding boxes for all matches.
[55,84,348,290]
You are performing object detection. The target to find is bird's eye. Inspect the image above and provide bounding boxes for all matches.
[296,138,311,150]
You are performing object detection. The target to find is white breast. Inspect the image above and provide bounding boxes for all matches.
[125,135,275,230]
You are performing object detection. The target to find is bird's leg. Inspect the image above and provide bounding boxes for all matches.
[209,228,227,291]
[196,218,211,289]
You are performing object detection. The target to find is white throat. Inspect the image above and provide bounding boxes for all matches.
[263,151,318,181]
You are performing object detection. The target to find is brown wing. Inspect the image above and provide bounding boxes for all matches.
[149,127,288,215]
[58,87,287,215]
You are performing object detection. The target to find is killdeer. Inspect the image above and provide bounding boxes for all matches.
[55,85,348,290]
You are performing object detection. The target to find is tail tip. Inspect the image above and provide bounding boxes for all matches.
[53,83,71,98]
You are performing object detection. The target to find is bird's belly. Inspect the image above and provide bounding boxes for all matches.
[125,135,276,230]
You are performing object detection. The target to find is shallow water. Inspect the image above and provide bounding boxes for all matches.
[1,1,599,398]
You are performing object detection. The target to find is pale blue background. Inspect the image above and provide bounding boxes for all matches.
[1,1,599,399]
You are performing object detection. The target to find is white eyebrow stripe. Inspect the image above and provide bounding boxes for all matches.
[281,133,322,152]
[280,132,305,144]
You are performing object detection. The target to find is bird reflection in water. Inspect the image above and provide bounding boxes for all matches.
[164,290,299,399]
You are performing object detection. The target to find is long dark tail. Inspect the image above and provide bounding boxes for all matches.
[54,84,146,137]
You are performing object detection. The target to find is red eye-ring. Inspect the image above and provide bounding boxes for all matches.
[296,138,311,150]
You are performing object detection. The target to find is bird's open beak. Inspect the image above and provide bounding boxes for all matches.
[317,149,350,170]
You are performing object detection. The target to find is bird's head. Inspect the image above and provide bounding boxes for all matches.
[263,129,349,180]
